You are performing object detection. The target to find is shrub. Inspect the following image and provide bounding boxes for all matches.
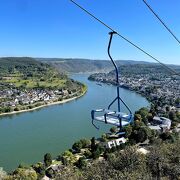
[72,141,82,153]
[14,107,20,111]
[72,139,91,152]
[75,157,87,169]
[44,153,52,167]
[84,149,92,158]
[46,168,55,178]
[61,150,77,166]
[110,127,117,134]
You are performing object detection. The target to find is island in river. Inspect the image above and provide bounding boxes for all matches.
[0,57,86,116]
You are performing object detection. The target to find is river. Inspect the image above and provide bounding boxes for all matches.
[0,74,149,172]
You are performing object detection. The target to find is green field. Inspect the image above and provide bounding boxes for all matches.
[0,57,76,90]
[2,75,67,89]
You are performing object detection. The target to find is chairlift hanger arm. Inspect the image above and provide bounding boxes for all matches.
[108,31,121,112]
[107,31,132,115]
[108,31,119,84]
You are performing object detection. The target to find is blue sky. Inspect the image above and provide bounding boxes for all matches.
[0,0,179,64]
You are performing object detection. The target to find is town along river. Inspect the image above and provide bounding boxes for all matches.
[0,74,149,172]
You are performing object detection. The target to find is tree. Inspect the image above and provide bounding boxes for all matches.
[32,162,45,179]
[147,144,166,179]
[159,132,176,143]
[133,120,144,129]
[0,167,7,179]
[4,107,11,113]
[166,106,170,112]
[169,111,176,121]
[72,141,82,152]
[44,153,52,167]
[14,107,20,111]
[146,141,180,179]
[84,149,92,158]
[129,124,151,143]
[46,168,55,178]
[124,125,132,138]
[80,139,91,148]
[134,114,142,121]
[135,108,149,125]
[18,163,30,169]
[101,133,107,142]
[82,160,115,180]
[136,126,151,143]
[147,113,153,122]
[12,168,38,180]
[108,146,146,173]
[110,126,117,134]
[75,157,87,169]
[148,129,158,144]
[61,150,77,166]
[92,148,101,159]
[91,144,105,159]
[91,137,96,152]
[72,138,90,153]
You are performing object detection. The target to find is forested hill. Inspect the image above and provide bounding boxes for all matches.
[0,57,81,90]
[37,58,151,73]
[0,57,51,76]
[1,57,179,75]
[108,64,180,76]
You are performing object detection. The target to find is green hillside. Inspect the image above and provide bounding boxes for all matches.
[0,57,79,90]
[0,57,53,77]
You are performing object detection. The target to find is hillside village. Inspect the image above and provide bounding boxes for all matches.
[88,64,180,136]
[89,65,180,115]
[0,58,85,115]
[0,84,82,114]
[0,86,70,106]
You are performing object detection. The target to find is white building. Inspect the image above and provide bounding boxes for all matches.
[105,137,127,149]
[149,116,171,132]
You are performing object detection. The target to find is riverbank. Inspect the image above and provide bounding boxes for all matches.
[88,77,150,103]
[3,120,179,179]
[0,74,149,172]
[0,87,87,117]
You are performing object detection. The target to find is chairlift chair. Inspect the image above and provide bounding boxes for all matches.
[91,32,133,132]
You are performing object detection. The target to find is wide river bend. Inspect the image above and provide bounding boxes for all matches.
[0,74,149,171]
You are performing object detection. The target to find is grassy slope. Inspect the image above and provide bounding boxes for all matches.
[0,57,69,89]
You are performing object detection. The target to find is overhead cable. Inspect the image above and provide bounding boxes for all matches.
[142,0,180,45]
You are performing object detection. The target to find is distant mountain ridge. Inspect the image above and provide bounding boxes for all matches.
[36,58,180,74]
[0,57,179,74]
[37,58,153,73]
